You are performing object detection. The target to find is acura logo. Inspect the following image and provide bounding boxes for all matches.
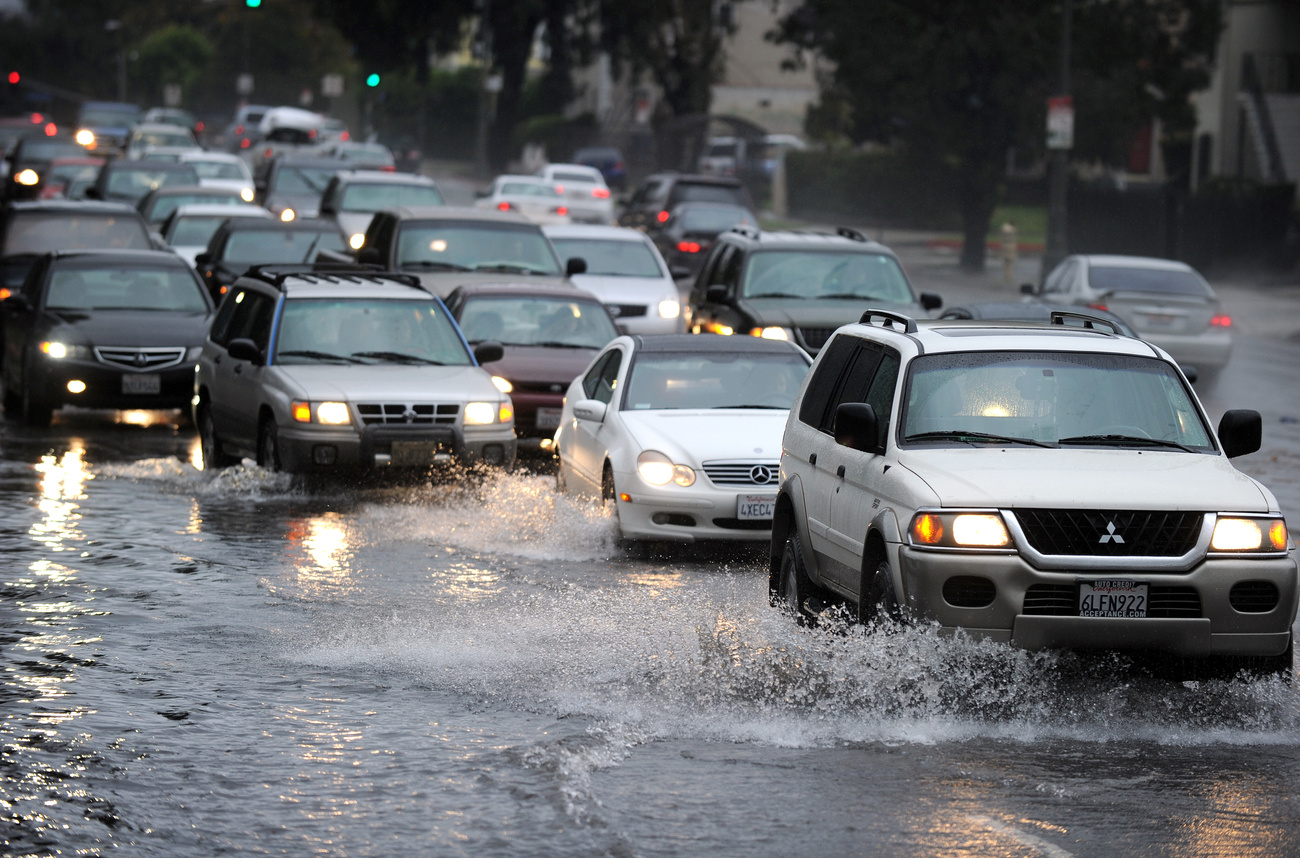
[750,465,775,484]
[1098,521,1125,544]
[134,352,149,367]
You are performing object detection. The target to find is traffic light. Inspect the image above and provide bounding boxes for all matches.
[246,0,261,7]
[7,71,18,84]
[366,73,380,87]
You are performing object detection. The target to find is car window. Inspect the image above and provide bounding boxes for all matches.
[1087,265,1212,297]
[209,287,246,345]
[457,295,618,348]
[551,171,599,184]
[548,238,664,278]
[223,229,344,265]
[275,298,471,365]
[669,183,746,206]
[500,182,560,198]
[582,350,621,404]
[340,183,443,212]
[270,165,337,195]
[715,245,744,291]
[742,250,914,303]
[222,289,277,351]
[1042,260,1073,294]
[621,350,809,411]
[188,160,250,181]
[106,166,197,199]
[45,265,208,313]
[394,221,561,274]
[144,192,243,224]
[901,351,1214,449]
[170,215,235,248]
[678,206,754,232]
[798,334,859,427]
[2,213,151,254]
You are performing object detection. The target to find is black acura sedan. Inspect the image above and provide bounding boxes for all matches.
[2,249,214,426]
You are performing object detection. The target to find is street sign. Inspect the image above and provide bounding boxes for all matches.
[236,73,254,96]
[1047,95,1074,150]
[321,73,344,98]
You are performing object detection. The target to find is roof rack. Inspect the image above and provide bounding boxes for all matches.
[1049,310,1125,336]
[728,223,761,239]
[837,226,868,243]
[859,308,918,333]
[245,264,425,291]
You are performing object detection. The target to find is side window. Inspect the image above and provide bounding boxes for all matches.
[222,291,277,351]
[861,352,900,447]
[819,343,885,433]
[692,243,730,299]
[716,245,744,292]
[208,289,244,345]
[582,350,621,404]
[797,335,860,428]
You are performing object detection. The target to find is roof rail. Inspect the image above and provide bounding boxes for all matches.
[859,308,918,333]
[729,223,761,239]
[1049,310,1125,336]
[245,264,424,291]
[837,226,868,242]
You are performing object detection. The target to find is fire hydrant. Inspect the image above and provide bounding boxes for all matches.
[1000,221,1018,288]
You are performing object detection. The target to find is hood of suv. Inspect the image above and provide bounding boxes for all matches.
[897,448,1270,511]
[274,363,498,402]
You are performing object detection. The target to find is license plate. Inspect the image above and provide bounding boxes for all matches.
[737,494,776,520]
[535,407,563,430]
[1078,579,1148,618]
[390,441,441,465]
[121,373,160,395]
[1142,313,1176,328]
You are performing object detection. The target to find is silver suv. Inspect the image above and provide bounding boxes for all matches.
[772,309,1297,675]
[193,266,515,475]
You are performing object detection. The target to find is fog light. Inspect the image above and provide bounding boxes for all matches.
[66,380,86,394]
[312,445,337,465]
[280,208,295,222]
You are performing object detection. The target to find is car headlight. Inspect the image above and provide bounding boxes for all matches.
[910,512,1011,548]
[75,129,95,146]
[279,208,296,223]
[636,450,695,487]
[349,233,365,250]
[16,168,40,186]
[750,326,791,341]
[185,346,204,362]
[658,298,681,319]
[40,341,91,359]
[466,401,511,425]
[1210,516,1289,552]
[491,376,513,393]
[240,187,255,202]
[290,400,351,424]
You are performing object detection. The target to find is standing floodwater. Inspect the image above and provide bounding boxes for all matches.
[2,413,1299,857]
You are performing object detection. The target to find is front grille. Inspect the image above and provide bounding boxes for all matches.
[702,460,780,487]
[795,327,835,352]
[943,576,996,608]
[607,303,647,318]
[94,346,187,371]
[356,403,459,426]
[1013,509,1204,557]
[1229,581,1280,613]
[510,381,567,395]
[1022,583,1201,617]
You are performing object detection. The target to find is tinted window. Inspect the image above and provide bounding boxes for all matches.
[548,238,663,278]
[223,228,344,265]
[223,290,277,351]
[551,171,600,184]
[145,192,243,223]
[621,350,809,411]
[678,205,754,233]
[106,166,198,200]
[170,215,238,248]
[582,350,621,404]
[79,105,140,126]
[457,295,617,349]
[395,221,561,275]
[340,183,443,212]
[798,334,858,427]
[132,128,195,148]
[45,264,208,313]
[671,183,746,205]
[208,288,246,345]
[3,213,151,254]
[270,165,338,195]
[1087,265,1211,297]
[275,298,471,366]
[14,140,85,163]
[742,250,914,303]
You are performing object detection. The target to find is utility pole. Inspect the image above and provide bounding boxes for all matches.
[1042,0,1073,278]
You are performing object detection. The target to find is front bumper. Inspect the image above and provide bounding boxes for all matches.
[275,422,516,474]
[897,546,1298,656]
[35,358,195,411]
[613,468,776,542]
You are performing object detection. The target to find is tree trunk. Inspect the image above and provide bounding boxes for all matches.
[957,162,999,272]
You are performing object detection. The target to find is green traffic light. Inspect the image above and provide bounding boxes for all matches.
[366,73,380,87]
[246,0,261,7]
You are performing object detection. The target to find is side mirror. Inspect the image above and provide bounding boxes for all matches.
[1218,409,1261,459]
[83,187,102,200]
[705,284,730,305]
[194,252,211,267]
[2,294,30,311]
[473,341,504,364]
[356,247,382,266]
[1020,282,1037,296]
[226,337,262,364]
[572,398,607,423]
[920,292,942,311]
[834,402,883,454]
[565,256,588,277]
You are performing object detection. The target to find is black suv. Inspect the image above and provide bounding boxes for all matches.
[195,218,347,302]
[618,173,753,232]
[686,226,942,355]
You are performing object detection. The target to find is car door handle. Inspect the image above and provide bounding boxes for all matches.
[836,465,845,478]
[233,364,243,374]
[213,354,222,365]
[809,453,817,465]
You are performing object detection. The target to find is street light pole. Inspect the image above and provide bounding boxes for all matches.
[1042,0,1073,278]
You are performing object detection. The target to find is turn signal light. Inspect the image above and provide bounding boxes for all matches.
[497,201,511,211]
[911,514,944,545]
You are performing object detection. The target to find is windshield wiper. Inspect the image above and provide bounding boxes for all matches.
[714,404,787,409]
[400,260,472,271]
[531,340,591,349]
[278,349,363,363]
[905,430,1057,448]
[470,263,547,275]
[746,291,804,299]
[350,351,446,365]
[818,292,872,300]
[1057,434,1197,453]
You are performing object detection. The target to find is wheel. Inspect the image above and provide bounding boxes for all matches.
[20,366,53,428]
[601,462,616,503]
[198,406,237,469]
[772,531,816,624]
[857,557,903,626]
[257,416,281,471]
[555,459,568,492]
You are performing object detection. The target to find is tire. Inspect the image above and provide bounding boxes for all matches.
[257,416,281,472]
[198,406,237,470]
[857,557,903,626]
[20,366,53,428]
[554,460,568,492]
[773,531,816,624]
[601,462,616,503]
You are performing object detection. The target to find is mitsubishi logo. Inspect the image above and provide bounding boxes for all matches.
[750,465,774,484]
[1098,521,1125,544]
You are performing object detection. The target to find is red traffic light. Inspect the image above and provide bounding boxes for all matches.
[7,71,19,84]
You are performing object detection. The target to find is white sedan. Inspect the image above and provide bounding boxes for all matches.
[474,175,572,224]
[543,224,683,334]
[555,334,812,543]
[536,163,615,224]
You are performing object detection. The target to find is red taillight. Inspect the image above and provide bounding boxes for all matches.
[240,138,250,149]
[592,187,610,199]
[556,206,568,216]
[1211,314,1232,327]
[264,147,273,158]
[677,241,701,253]
[381,165,396,172]
[235,124,244,135]
[30,113,41,123]
[497,201,511,211]
[1086,302,1108,312]
[657,210,670,223]
[43,122,56,136]
[554,184,564,194]
[339,131,349,142]
[195,121,204,133]
[308,129,317,139]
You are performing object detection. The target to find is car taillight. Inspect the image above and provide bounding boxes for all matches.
[240,138,250,149]
[592,187,610,199]
[339,131,349,141]
[556,206,568,216]
[43,122,56,136]
[677,241,701,253]
[657,210,670,223]
[1086,302,1108,312]
[195,121,204,133]
[264,147,273,158]
[0,288,10,301]
[554,184,564,194]
[497,201,511,211]
[235,124,244,135]
[1211,314,1232,327]
[381,165,395,172]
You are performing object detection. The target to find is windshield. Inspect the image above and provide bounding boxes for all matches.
[673,184,746,205]
[223,229,344,265]
[621,351,809,411]
[169,215,238,247]
[340,183,443,212]
[133,128,194,148]
[145,192,242,224]
[187,160,250,181]
[1088,265,1211,297]
[742,250,915,302]
[270,166,338,195]
[3,213,151,254]
[458,295,618,349]
[549,238,663,278]
[106,166,198,202]
[79,106,140,126]
[45,265,208,312]
[274,298,471,366]
[396,221,561,274]
[901,351,1214,450]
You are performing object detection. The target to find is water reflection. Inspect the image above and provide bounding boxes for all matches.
[284,516,359,598]
[30,444,89,555]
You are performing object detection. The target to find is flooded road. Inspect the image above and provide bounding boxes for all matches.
[3,334,1300,857]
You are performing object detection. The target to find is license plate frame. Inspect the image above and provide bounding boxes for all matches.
[1078,579,1148,618]
[389,440,442,466]
[535,407,563,430]
[121,373,161,395]
[736,494,776,521]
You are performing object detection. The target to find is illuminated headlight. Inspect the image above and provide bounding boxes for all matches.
[279,208,296,222]
[240,187,255,202]
[1211,516,1289,552]
[75,129,95,146]
[16,168,39,186]
[705,322,734,336]
[464,401,497,424]
[40,341,90,359]
[316,401,351,424]
[910,512,1011,548]
[349,233,366,250]
[658,298,681,319]
[491,375,513,393]
[750,326,791,341]
[636,450,695,487]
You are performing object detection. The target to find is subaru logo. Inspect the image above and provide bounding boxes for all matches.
[402,409,417,423]
[1098,521,1125,544]
[750,465,774,484]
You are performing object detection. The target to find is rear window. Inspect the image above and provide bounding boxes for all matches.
[223,228,344,265]
[271,165,338,195]
[458,295,618,349]
[551,171,600,184]
[16,140,86,163]
[3,212,151,254]
[340,183,443,212]
[145,192,243,224]
[671,183,747,205]
[107,166,199,200]
[170,215,236,248]
[679,205,753,233]
[1087,265,1211,297]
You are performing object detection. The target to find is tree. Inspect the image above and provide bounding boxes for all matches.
[775,0,1222,271]
[135,25,212,109]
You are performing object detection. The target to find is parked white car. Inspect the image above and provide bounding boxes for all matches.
[543,224,683,334]
[475,175,571,224]
[555,334,812,543]
[772,308,1296,676]
[535,163,615,224]
[178,151,256,202]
